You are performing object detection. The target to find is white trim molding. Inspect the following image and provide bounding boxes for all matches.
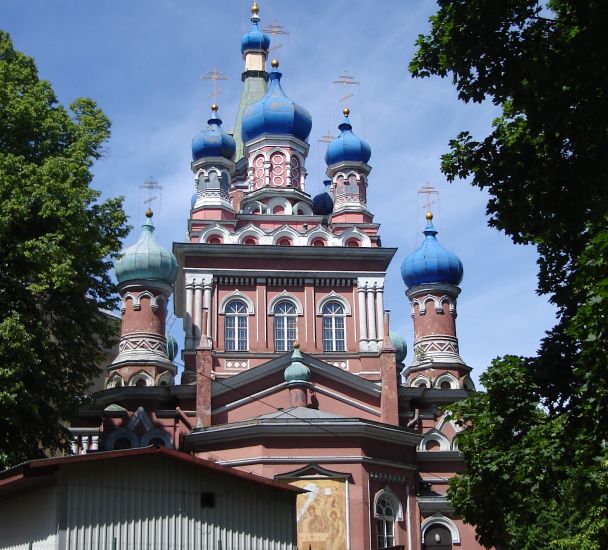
[316,291,352,315]
[421,512,461,544]
[373,485,404,521]
[219,289,255,315]
[267,290,304,316]
[434,372,460,390]
[418,429,451,452]
[128,370,155,387]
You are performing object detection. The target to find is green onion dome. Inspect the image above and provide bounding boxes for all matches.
[115,210,178,285]
[284,342,311,383]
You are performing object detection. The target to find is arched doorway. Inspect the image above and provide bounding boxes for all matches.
[423,524,452,549]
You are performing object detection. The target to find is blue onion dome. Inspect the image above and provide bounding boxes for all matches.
[165,335,178,361]
[242,59,312,143]
[241,2,270,54]
[192,104,236,161]
[115,210,178,285]
[325,107,371,166]
[389,332,407,363]
[284,342,311,383]
[401,211,464,287]
[312,180,334,215]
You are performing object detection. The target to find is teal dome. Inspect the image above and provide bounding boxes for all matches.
[165,335,178,361]
[284,344,310,383]
[389,332,407,363]
[115,211,178,285]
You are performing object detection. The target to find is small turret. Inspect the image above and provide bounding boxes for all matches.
[325,108,373,225]
[401,211,471,390]
[108,210,178,388]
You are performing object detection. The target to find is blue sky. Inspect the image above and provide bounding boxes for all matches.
[3,0,555,385]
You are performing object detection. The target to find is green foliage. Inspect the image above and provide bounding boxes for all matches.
[411,1,608,548]
[0,31,129,468]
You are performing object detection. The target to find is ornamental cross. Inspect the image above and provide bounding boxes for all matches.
[201,67,229,99]
[263,19,289,53]
[333,71,360,102]
[139,177,163,215]
[418,182,438,211]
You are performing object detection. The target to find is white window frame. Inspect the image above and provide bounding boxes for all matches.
[224,299,249,352]
[322,301,346,352]
[273,299,298,352]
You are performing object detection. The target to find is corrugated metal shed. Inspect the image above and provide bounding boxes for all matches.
[0,447,300,550]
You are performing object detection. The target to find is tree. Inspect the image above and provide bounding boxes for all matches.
[0,31,129,468]
[410,1,608,548]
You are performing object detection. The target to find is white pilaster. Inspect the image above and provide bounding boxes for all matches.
[185,280,194,349]
[193,282,203,346]
[357,284,368,352]
[203,281,212,338]
[366,285,377,350]
[376,284,385,348]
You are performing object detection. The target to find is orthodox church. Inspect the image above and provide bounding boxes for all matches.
[69,4,483,549]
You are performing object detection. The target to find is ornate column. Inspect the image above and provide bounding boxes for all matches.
[203,280,213,339]
[376,283,385,349]
[366,284,377,349]
[357,283,368,351]
[185,279,194,349]
[193,281,204,346]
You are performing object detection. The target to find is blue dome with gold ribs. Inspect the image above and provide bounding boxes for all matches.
[325,108,371,166]
[241,60,312,143]
[241,3,270,54]
[192,105,236,161]
[401,212,463,288]
[115,210,178,285]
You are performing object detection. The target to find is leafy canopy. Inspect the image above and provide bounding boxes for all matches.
[411,1,608,548]
[0,31,129,468]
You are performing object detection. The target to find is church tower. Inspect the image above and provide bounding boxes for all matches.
[174,6,395,385]
[108,210,178,388]
[400,211,474,390]
[233,1,270,163]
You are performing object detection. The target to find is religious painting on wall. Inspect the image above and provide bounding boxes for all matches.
[288,478,348,550]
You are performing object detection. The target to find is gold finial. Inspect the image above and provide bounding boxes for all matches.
[145,208,153,218]
[425,210,433,221]
[211,103,218,112]
[251,1,259,15]
[293,340,300,349]
[342,107,350,117]
[271,58,279,68]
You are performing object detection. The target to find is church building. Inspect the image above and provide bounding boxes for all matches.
[67,3,484,549]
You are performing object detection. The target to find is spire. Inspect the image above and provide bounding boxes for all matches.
[234,1,271,161]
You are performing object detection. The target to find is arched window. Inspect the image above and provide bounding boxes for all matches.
[312,238,326,247]
[274,300,297,352]
[243,237,257,246]
[277,237,292,246]
[207,235,222,244]
[376,495,396,548]
[423,524,452,549]
[322,301,345,351]
[345,238,360,248]
[225,300,248,351]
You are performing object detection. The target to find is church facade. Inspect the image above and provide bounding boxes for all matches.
[70,4,484,549]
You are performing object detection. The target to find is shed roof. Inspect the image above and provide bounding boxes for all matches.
[0,445,304,495]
